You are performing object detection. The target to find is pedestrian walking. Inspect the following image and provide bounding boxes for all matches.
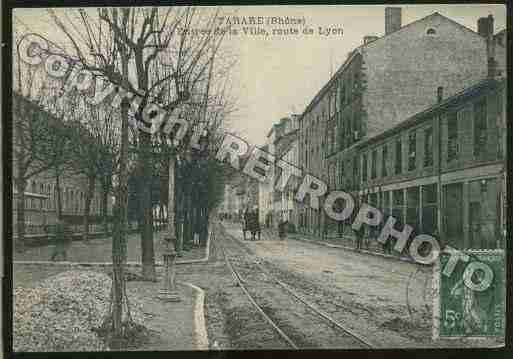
[242,208,250,240]
[354,225,364,250]
[382,237,392,254]
[51,218,71,261]
[248,207,260,240]
[278,216,288,240]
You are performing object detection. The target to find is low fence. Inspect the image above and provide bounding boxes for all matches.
[14,221,167,247]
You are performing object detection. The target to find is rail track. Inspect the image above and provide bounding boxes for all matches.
[216,224,374,349]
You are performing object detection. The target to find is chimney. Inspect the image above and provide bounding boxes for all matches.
[385,7,402,35]
[363,35,379,45]
[477,15,497,78]
[437,86,444,104]
[477,15,494,38]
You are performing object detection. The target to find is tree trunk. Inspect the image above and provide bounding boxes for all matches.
[168,155,178,248]
[83,175,96,242]
[103,97,132,348]
[181,179,192,251]
[15,178,27,253]
[159,204,164,231]
[102,183,110,234]
[175,168,183,253]
[55,167,62,220]
[139,131,156,281]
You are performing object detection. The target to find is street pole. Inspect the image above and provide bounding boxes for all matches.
[157,154,181,302]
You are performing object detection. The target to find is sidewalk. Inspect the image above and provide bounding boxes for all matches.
[127,280,208,351]
[13,262,209,351]
[221,221,416,264]
[13,230,210,265]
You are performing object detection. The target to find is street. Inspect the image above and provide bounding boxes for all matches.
[217,222,432,347]
[190,222,502,349]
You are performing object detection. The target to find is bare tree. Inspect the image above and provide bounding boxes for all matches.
[60,93,120,241]
[49,7,229,280]
[12,40,76,250]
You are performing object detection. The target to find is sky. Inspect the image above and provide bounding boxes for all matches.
[13,4,507,146]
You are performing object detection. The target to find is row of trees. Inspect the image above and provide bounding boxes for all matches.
[13,7,237,346]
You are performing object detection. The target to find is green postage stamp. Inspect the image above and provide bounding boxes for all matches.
[433,249,505,339]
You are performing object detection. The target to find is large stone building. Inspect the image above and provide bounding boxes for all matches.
[352,78,506,250]
[273,116,300,228]
[219,172,258,221]
[12,93,113,235]
[258,129,276,226]
[257,115,299,228]
[296,8,506,245]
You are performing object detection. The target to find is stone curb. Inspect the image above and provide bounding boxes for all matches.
[13,229,212,267]
[181,282,209,350]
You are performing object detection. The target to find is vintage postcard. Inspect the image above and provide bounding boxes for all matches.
[6,3,507,352]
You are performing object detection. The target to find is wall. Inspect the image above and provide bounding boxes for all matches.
[355,82,505,249]
[362,13,489,138]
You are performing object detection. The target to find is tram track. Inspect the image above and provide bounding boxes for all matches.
[216,223,375,349]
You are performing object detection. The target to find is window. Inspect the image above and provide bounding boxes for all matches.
[345,116,352,146]
[371,150,377,179]
[392,189,404,227]
[362,153,368,181]
[426,28,436,35]
[338,118,345,151]
[353,112,361,139]
[340,85,346,107]
[474,98,487,157]
[353,72,360,93]
[330,92,335,117]
[334,87,339,113]
[353,157,359,188]
[468,178,498,248]
[406,187,420,234]
[382,191,390,215]
[338,160,344,189]
[424,127,433,167]
[422,184,438,235]
[382,145,388,177]
[443,183,464,248]
[395,138,402,174]
[447,112,458,161]
[408,131,416,171]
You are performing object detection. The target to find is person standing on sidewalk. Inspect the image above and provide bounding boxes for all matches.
[242,207,250,240]
[278,216,288,240]
[51,218,71,261]
[354,225,364,250]
[382,236,392,254]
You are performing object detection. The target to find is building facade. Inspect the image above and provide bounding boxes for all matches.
[272,116,300,229]
[354,78,506,249]
[258,127,276,227]
[12,93,113,235]
[220,173,259,221]
[295,8,506,246]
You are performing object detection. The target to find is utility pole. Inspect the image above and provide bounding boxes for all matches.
[158,153,181,302]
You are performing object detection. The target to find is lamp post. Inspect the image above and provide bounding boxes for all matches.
[157,153,181,302]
